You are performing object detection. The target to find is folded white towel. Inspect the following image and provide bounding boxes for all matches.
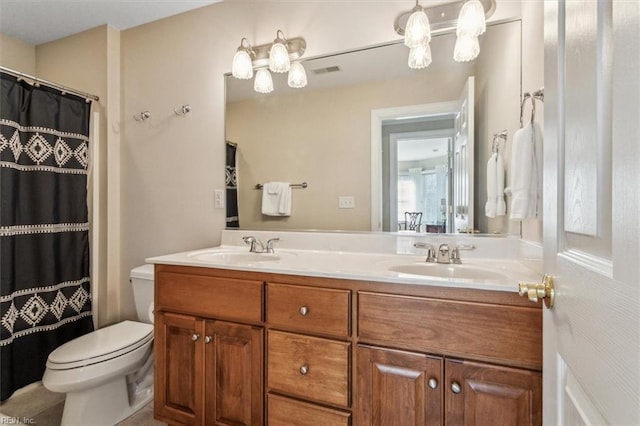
[485,152,507,218]
[261,182,291,216]
[485,153,498,218]
[496,152,506,216]
[505,122,542,220]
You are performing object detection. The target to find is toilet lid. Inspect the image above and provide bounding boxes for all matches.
[48,320,153,368]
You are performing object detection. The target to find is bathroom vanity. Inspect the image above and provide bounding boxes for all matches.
[149,231,542,425]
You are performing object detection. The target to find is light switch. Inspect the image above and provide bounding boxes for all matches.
[214,189,224,209]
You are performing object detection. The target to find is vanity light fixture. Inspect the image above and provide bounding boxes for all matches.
[394,0,494,68]
[254,68,274,94]
[404,1,431,48]
[288,61,308,88]
[232,38,255,80]
[231,31,307,93]
[454,0,486,62]
[269,30,291,73]
[408,43,432,69]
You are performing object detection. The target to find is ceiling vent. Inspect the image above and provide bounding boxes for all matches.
[312,65,342,75]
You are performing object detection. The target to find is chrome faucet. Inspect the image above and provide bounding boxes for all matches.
[242,236,265,253]
[437,244,451,264]
[413,242,437,263]
[242,236,280,253]
[265,238,280,253]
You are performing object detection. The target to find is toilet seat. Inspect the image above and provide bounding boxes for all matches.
[46,320,153,370]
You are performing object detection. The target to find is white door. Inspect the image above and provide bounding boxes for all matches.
[453,76,474,233]
[540,1,639,424]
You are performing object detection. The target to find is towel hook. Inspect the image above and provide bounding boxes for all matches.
[519,93,531,128]
[134,111,151,122]
[174,104,192,116]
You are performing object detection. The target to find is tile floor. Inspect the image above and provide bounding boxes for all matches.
[0,383,166,426]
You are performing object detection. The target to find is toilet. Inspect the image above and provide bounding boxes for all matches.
[43,264,155,426]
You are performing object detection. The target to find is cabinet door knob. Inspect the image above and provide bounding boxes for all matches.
[204,336,212,344]
[299,306,309,316]
[299,365,309,375]
[428,378,439,389]
[451,381,462,394]
[191,333,200,342]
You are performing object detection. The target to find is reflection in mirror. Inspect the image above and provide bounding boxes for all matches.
[225,19,521,234]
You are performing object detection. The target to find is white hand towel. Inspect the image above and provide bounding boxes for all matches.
[485,153,498,218]
[261,182,291,216]
[496,152,506,216]
[506,122,542,220]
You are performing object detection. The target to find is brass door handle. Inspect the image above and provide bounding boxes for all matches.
[518,274,555,309]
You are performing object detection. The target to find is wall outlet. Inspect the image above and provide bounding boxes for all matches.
[214,189,225,209]
[338,196,355,209]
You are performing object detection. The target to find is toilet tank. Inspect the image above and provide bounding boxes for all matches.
[130,264,155,323]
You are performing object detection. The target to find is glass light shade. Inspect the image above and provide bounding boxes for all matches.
[456,0,486,37]
[288,62,308,88]
[408,43,432,69]
[254,69,274,94]
[404,9,431,48]
[269,42,291,73]
[453,35,480,62]
[232,50,253,79]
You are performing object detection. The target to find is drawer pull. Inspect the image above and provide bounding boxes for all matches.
[299,306,309,316]
[428,378,438,389]
[451,381,462,394]
[191,333,200,342]
[299,365,309,375]
[204,336,212,344]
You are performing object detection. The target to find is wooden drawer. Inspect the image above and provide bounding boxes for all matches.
[267,283,350,338]
[358,291,542,370]
[155,270,263,323]
[267,394,351,426]
[267,330,350,407]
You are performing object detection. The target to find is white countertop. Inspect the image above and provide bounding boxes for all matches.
[146,244,540,293]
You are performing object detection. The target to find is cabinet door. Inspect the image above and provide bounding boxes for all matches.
[356,345,443,425]
[204,321,263,426]
[445,359,542,426]
[155,312,204,425]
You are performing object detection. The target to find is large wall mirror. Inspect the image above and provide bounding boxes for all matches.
[225,19,522,234]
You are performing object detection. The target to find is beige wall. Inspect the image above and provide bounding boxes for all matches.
[0,33,36,73]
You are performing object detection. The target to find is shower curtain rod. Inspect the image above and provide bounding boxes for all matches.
[0,65,100,102]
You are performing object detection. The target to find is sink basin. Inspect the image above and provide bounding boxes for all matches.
[388,263,508,280]
[188,251,281,264]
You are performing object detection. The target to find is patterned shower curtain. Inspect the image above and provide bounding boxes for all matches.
[226,141,239,228]
[0,73,94,401]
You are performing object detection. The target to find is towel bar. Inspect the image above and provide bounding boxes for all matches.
[255,182,308,190]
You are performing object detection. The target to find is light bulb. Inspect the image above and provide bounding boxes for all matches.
[254,69,274,94]
[404,8,431,48]
[269,31,291,73]
[288,62,307,88]
[408,43,432,69]
[232,49,253,80]
[456,0,486,37]
[454,34,480,62]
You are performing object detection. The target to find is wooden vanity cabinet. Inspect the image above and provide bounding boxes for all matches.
[265,282,352,423]
[356,291,542,425]
[153,265,542,426]
[154,266,264,426]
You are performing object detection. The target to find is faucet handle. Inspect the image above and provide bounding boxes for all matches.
[414,242,436,262]
[266,238,280,253]
[242,236,258,252]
